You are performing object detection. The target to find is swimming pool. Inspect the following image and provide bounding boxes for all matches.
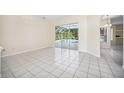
[55,39,78,50]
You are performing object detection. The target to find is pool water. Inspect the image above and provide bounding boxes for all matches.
[55,39,78,50]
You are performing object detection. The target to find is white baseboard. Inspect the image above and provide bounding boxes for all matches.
[2,46,100,58]
[79,50,87,53]
[2,46,53,58]
[79,50,100,57]
[87,51,100,57]
[123,65,124,69]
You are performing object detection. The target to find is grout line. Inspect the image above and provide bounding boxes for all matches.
[86,54,91,78]
[97,57,101,78]
[72,53,85,78]
[2,47,123,78]
[58,61,72,78]
[36,64,58,78]
[102,49,115,77]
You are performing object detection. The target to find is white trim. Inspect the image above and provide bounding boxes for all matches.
[2,46,53,58]
[122,65,124,69]
[79,49,87,53]
[79,49,100,57]
[0,47,4,51]
[87,51,100,57]
[2,47,100,58]
[0,47,2,78]
[123,15,124,69]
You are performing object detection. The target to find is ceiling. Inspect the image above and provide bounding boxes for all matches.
[34,15,123,24]
[101,15,122,20]
[40,15,68,20]
[41,15,123,21]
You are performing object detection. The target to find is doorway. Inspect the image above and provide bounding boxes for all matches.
[100,20,123,66]
[55,23,79,50]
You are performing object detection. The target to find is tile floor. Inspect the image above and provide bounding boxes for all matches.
[1,47,124,78]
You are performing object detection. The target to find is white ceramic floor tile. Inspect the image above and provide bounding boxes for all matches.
[88,68,100,77]
[47,74,57,78]
[88,74,100,78]
[89,64,99,70]
[75,71,87,78]
[2,71,14,78]
[101,72,114,78]
[1,47,123,78]
[65,67,77,74]
[100,68,113,75]
[60,72,74,78]
[29,66,43,75]
[35,70,49,78]
[12,69,28,77]
[77,66,89,73]
[20,72,34,78]
[51,68,65,77]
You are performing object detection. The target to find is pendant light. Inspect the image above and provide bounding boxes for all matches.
[104,15,112,27]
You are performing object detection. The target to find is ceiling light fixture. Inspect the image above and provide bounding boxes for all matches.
[104,15,112,27]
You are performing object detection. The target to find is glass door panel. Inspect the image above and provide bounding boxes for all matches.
[55,23,79,50]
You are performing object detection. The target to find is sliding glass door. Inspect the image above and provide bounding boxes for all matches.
[55,23,79,50]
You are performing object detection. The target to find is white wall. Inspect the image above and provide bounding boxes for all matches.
[53,15,100,57]
[0,47,3,77]
[0,16,53,57]
[86,16,100,57]
[0,17,3,46]
[0,15,101,57]
[0,17,3,77]
[123,16,124,69]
